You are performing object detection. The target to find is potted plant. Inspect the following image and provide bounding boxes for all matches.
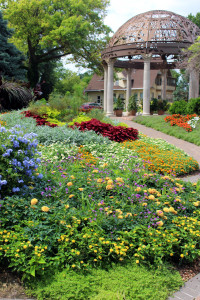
[128,94,137,116]
[150,98,158,115]
[157,99,169,115]
[113,96,124,117]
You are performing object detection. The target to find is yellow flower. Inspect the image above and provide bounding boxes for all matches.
[142,203,147,206]
[41,206,50,212]
[67,182,73,186]
[72,264,76,268]
[69,194,74,198]
[157,221,163,227]
[78,188,84,191]
[116,177,124,183]
[92,170,98,173]
[156,210,164,217]
[118,215,123,219]
[71,175,75,179]
[180,254,184,258]
[193,201,200,207]
[135,187,141,192]
[31,198,38,205]
[106,184,113,190]
[97,178,103,183]
[148,195,155,200]
[163,207,169,213]
[65,205,69,209]
[136,260,139,264]
[107,179,113,185]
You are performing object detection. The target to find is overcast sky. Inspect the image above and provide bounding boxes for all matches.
[67,0,200,72]
[104,0,200,33]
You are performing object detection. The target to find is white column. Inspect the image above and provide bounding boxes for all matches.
[142,54,152,115]
[189,70,199,99]
[126,68,132,111]
[103,64,108,112]
[106,58,115,116]
[161,69,167,100]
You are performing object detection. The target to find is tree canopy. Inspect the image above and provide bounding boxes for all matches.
[186,13,200,72]
[0,10,26,80]
[0,0,111,86]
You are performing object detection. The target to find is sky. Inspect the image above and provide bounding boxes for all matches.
[67,0,200,72]
[104,0,200,33]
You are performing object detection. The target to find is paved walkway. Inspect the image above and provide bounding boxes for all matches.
[112,116,200,300]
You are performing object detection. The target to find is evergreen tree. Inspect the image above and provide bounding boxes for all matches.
[0,11,26,81]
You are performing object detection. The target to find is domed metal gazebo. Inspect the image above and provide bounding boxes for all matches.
[101,10,200,115]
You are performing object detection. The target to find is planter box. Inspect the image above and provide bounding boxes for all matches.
[114,109,123,117]
[158,110,165,115]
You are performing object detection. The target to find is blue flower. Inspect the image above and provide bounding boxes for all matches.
[12,187,20,192]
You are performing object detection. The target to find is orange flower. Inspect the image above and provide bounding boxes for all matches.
[67,182,73,186]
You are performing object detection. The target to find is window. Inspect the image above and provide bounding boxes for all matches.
[155,76,162,85]
[97,95,101,103]
[140,92,143,99]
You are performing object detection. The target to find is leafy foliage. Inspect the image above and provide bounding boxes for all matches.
[169,100,188,115]
[71,119,139,142]
[0,11,26,80]
[186,97,200,115]
[0,0,111,85]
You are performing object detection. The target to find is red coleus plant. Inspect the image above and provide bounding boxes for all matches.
[70,119,138,142]
[164,114,198,132]
[21,111,58,127]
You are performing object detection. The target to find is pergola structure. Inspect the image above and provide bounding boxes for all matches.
[101,10,200,115]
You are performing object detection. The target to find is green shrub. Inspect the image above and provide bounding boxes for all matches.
[186,97,200,115]
[68,114,91,126]
[88,109,105,121]
[169,100,188,114]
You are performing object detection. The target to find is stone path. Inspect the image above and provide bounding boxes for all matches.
[112,116,200,300]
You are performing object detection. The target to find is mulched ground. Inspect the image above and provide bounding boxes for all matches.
[1,259,200,299]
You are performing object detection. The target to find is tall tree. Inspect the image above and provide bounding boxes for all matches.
[0,0,111,86]
[186,13,200,72]
[0,10,26,80]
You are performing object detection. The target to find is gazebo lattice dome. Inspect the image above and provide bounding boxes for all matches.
[101,10,200,116]
[102,10,200,60]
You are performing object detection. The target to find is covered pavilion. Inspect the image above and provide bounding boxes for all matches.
[101,10,200,115]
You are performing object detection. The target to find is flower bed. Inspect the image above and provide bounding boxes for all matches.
[22,110,58,127]
[164,114,198,132]
[0,142,200,279]
[70,118,139,142]
[0,111,200,282]
[123,135,199,176]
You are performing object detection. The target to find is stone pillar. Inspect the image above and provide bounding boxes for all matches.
[106,58,115,116]
[103,64,108,112]
[189,69,199,99]
[142,54,152,115]
[161,69,167,100]
[126,68,132,111]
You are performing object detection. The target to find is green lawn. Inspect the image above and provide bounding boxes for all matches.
[133,115,200,146]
